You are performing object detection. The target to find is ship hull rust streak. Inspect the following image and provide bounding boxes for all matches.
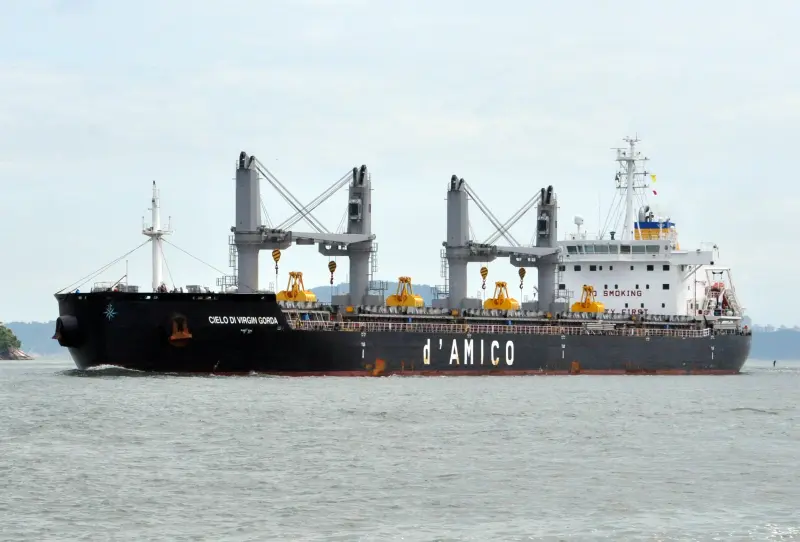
[54,293,750,376]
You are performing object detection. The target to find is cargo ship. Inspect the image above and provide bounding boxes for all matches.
[53,137,751,375]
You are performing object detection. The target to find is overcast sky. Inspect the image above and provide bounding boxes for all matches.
[1,0,797,325]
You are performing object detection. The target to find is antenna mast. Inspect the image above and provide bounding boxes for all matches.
[142,181,172,292]
[615,136,648,241]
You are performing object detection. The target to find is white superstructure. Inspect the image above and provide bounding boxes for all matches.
[556,137,743,321]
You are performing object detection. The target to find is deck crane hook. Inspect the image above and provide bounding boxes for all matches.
[328,260,337,285]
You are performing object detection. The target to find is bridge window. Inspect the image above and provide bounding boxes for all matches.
[646,244,660,254]
[589,265,597,271]
[574,265,581,271]
[646,264,654,271]
[663,264,670,271]
[662,284,670,290]
[632,245,646,254]
[594,244,609,254]
[621,245,631,254]
[567,246,578,255]
[584,245,595,254]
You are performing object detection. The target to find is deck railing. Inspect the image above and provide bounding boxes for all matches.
[288,320,724,338]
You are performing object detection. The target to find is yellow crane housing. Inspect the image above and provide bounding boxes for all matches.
[386,276,424,308]
[276,271,318,303]
[483,281,520,311]
[570,284,605,313]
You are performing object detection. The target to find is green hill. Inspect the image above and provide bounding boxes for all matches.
[4,321,59,357]
[0,324,22,350]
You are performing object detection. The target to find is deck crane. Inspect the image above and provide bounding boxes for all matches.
[231,152,376,306]
[438,175,560,311]
[482,192,544,246]
[460,182,521,247]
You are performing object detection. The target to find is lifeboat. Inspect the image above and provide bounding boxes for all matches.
[386,276,424,308]
[276,271,317,302]
[570,284,605,313]
[483,281,520,311]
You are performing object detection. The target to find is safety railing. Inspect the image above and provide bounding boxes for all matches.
[288,320,719,338]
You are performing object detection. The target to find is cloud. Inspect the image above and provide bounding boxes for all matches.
[710,92,800,123]
[52,0,95,15]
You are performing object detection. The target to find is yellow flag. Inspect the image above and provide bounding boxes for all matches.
[650,174,657,182]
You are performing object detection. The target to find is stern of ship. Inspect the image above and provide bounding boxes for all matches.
[720,330,752,374]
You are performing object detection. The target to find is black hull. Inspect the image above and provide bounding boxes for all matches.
[54,293,751,375]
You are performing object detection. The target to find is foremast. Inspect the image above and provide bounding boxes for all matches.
[142,181,172,292]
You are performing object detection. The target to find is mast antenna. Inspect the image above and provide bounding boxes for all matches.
[613,136,649,241]
[142,181,173,292]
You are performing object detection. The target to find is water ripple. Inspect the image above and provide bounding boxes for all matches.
[1,359,798,541]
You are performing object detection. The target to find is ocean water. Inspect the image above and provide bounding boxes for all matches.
[1,358,798,542]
